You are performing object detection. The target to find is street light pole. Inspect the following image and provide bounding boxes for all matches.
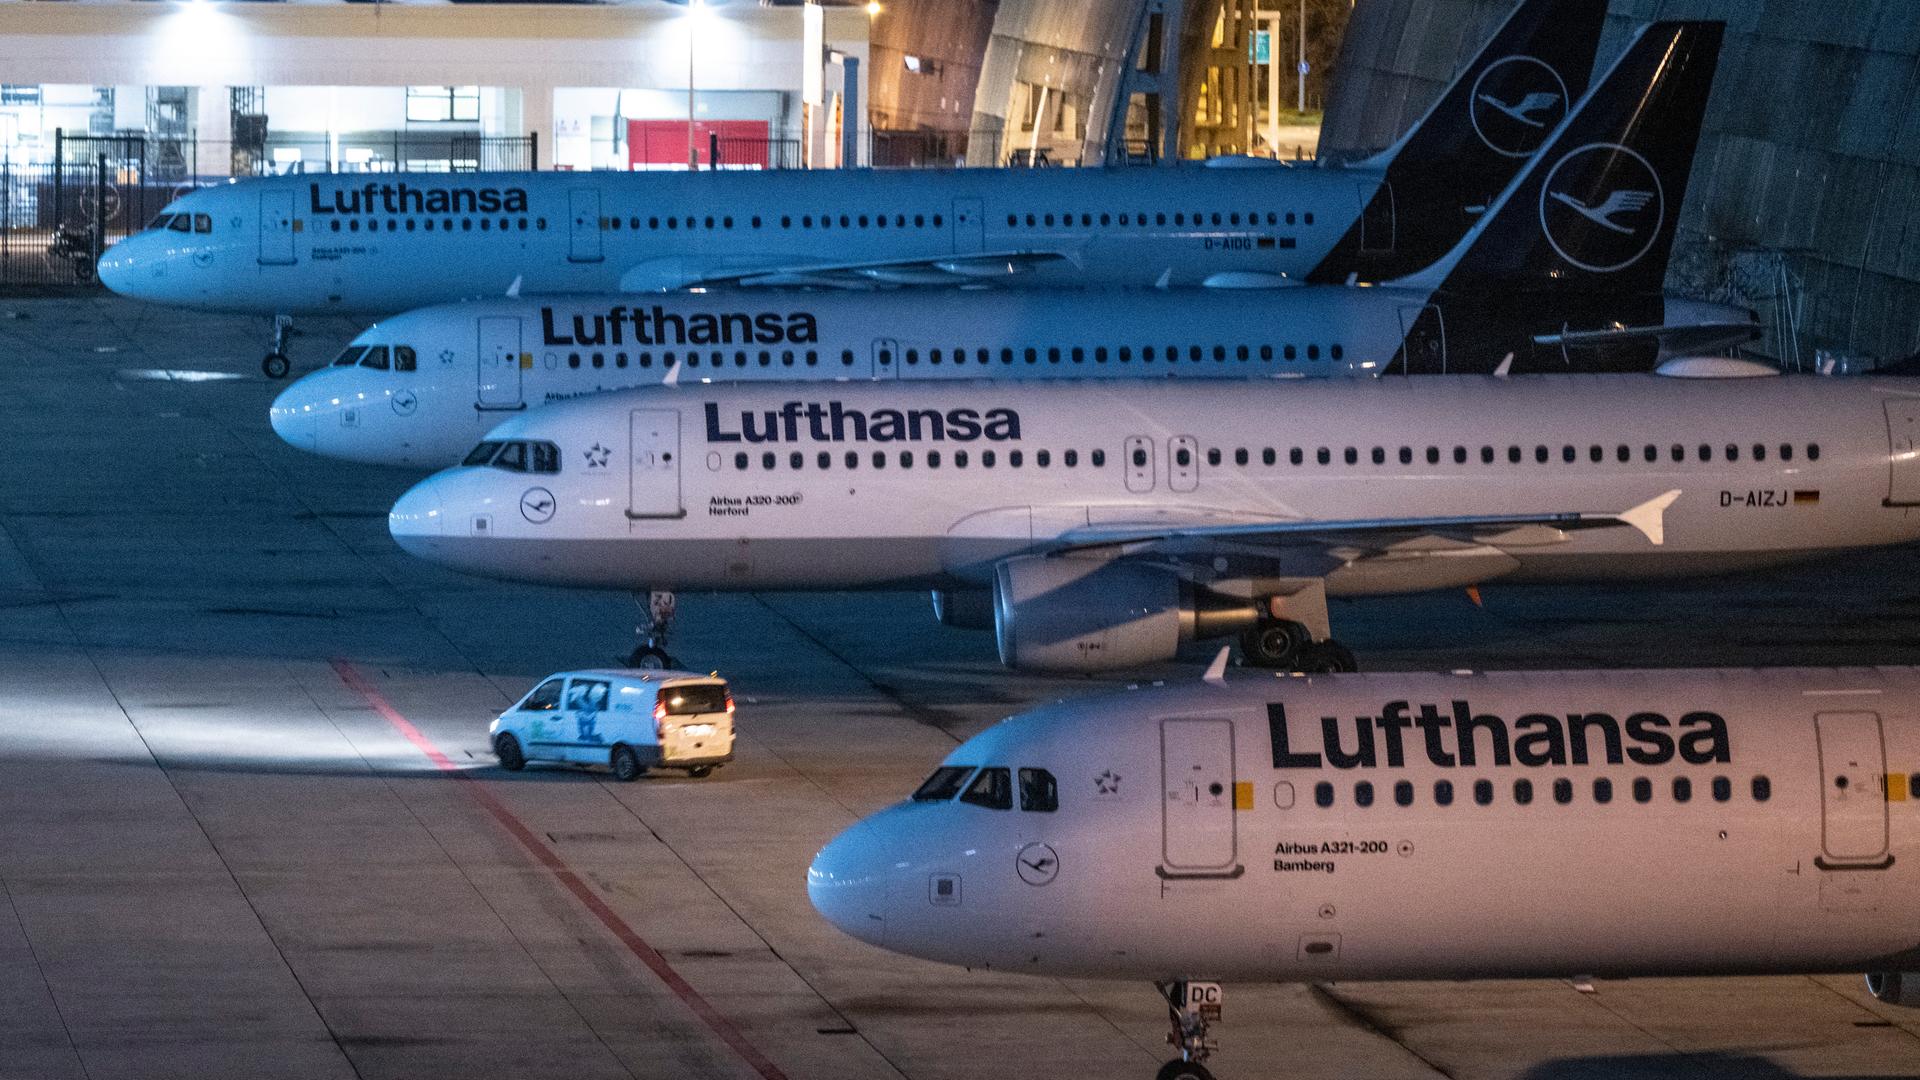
[688,0,700,170]
[1297,0,1306,113]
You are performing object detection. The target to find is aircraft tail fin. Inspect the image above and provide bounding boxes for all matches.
[1307,0,1609,283]
[1393,20,1725,299]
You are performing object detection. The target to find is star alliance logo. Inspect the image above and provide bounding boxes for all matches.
[1468,56,1567,157]
[1538,142,1665,274]
[584,443,611,469]
[1094,770,1122,795]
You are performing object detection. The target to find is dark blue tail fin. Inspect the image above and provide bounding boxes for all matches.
[1305,0,1610,284]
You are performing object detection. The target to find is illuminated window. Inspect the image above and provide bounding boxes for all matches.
[406,85,481,123]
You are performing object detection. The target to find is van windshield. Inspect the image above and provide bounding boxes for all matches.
[659,683,728,715]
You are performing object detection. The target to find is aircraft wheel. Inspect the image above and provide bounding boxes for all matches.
[610,744,644,782]
[494,733,526,771]
[1296,641,1359,673]
[1156,1061,1214,1080]
[262,352,291,380]
[627,644,677,670]
[1239,620,1309,668]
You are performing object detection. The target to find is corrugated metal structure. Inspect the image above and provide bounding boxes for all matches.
[1320,0,1920,367]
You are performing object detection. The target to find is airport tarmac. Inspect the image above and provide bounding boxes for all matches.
[3,295,1920,1080]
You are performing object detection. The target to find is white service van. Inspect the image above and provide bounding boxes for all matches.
[490,669,734,780]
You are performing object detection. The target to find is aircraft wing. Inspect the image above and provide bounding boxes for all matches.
[1532,321,1758,354]
[620,250,1077,291]
[1052,490,1680,574]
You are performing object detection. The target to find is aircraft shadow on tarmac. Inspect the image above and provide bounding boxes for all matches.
[1518,1052,1890,1080]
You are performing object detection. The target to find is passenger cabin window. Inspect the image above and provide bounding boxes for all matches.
[1018,767,1058,812]
[519,678,563,711]
[959,767,1013,810]
[912,765,974,802]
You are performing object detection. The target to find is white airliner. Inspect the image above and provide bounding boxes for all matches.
[270,20,1746,470]
[807,665,1920,1080]
[385,369,1920,672]
[98,0,1606,376]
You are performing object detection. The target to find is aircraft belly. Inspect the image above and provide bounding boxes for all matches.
[410,535,952,590]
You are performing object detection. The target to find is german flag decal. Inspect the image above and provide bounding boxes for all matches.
[1793,490,1820,505]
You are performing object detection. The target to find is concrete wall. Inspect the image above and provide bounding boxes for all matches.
[1320,0,1920,366]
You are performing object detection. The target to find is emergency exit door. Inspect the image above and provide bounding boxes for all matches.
[1168,435,1199,492]
[569,189,603,263]
[1885,400,1920,505]
[1815,711,1890,867]
[476,317,523,409]
[951,197,985,253]
[627,409,684,520]
[1124,435,1155,493]
[1160,718,1238,874]
[258,190,296,265]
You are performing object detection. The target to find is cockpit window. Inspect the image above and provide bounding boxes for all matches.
[359,345,391,371]
[167,215,192,233]
[462,441,503,467]
[493,441,527,472]
[959,767,1012,810]
[193,213,211,234]
[531,441,559,473]
[332,346,367,367]
[912,765,974,802]
[148,214,174,231]
[394,345,417,372]
[1018,768,1058,812]
[463,439,561,474]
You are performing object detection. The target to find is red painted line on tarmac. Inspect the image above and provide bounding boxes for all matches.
[330,659,789,1080]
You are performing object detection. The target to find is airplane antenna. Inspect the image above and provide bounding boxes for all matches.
[505,275,523,298]
[1202,647,1231,686]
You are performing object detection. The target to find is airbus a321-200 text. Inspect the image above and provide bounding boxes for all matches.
[809,665,1920,1080]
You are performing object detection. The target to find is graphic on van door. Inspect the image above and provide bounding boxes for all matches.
[568,679,610,744]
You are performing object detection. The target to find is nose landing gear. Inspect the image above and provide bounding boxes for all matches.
[627,589,682,669]
[262,315,293,379]
[1155,980,1221,1080]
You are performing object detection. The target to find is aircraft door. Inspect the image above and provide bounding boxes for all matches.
[1396,305,1447,374]
[951,197,985,253]
[627,408,684,520]
[1160,718,1238,874]
[872,338,899,377]
[1359,181,1395,254]
[1124,435,1155,493]
[476,317,524,409]
[569,189,603,263]
[258,190,296,266]
[1169,435,1199,492]
[1884,400,1920,506]
[1815,711,1891,867]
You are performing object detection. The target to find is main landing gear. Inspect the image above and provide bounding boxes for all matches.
[1155,980,1222,1080]
[1236,581,1357,673]
[262,314,293,379]
[627,589,682,670]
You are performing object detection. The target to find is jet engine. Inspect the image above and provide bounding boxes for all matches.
[1866,972,1920,1007]
[992,556,1259,673]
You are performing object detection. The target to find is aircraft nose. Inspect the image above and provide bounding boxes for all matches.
[808,820,892,949]
[268,384,318,452]
[388,477,445,552]
[95,240,136,295]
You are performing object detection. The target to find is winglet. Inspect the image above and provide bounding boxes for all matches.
[1620,489,1681,546]
[662,359,682,388]
[1202,646,1231,686]
[1493,352,1514,378]
[1154,267,1173,290]
[505,274,522,299]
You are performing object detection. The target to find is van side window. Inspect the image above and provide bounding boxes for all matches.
[959,767,1013,810]
[913,766,974,801]
[1018,768,1058,812]
[566,679,609,712]
[519,678,563,711]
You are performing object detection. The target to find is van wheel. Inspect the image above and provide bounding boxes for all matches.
[610,744,644,782]
[688,765,714,779]
[494,733,526,771]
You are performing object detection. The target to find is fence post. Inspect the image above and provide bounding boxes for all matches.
[530,130,539,171]
[93,152,107,269]
[52,127,63,231]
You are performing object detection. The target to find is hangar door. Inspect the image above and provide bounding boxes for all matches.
[1160,718,1238,874]
[258,190,296,265]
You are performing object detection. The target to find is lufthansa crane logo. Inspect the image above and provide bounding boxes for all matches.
[519,487,556,524]
[1469,56,1568,157]
[1538,143,1665,274]
[1016,842,1059,886]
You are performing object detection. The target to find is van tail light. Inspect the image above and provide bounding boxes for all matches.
[653,700,668,737]
[724,693,736,715]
